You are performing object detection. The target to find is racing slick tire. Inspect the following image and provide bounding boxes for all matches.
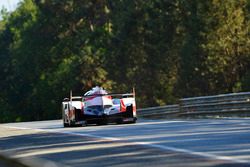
[96,119,108,126]
[125,117,137,124]
[63,122,69,127]
[116,118,124,124]
[130,118,137,124]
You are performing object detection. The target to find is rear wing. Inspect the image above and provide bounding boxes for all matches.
[83,88,136,98]
[83,93,135,99]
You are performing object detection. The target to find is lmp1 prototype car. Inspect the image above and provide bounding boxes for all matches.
[62,86,137,127]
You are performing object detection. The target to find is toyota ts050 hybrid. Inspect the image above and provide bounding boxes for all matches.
[62,86,137,127]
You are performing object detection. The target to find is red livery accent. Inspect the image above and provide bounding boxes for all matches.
[120,99,126,112]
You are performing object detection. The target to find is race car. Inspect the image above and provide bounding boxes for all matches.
[62,86,137,127]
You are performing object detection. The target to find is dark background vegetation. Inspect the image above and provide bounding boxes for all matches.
[0,0,249,123]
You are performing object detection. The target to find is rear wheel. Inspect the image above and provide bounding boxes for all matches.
[63,122,69,127]
[116,118,124,124]
[124,117,137,124]
[130,119,136,124]
[82,121,87,127]
[63,117,70,127]
[69,120,76,127]
[97,119,108,125]
[131,117,137,123]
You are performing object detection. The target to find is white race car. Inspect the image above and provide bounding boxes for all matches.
[62,86,137,127]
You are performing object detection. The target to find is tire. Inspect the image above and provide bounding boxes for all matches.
[124,117,137,124]
[63,122,69,127]
[131,117,137,124]
[69,121,76,127]
[116,118,124,124]
[82,122,87,127]
[63,118,70,127]
[96,119,107,126]
[130,119,136,124]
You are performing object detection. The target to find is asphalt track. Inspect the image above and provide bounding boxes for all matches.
[0,118,250,167]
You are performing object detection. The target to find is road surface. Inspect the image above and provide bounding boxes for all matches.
[0,118,250,167]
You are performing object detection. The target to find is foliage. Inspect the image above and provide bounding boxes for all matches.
[204,0,250,93]
[0,0,249,122]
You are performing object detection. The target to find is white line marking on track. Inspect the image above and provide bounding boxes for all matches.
[2,125,250,165]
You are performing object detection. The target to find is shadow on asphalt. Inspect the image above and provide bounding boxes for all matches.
[0,128,249,167]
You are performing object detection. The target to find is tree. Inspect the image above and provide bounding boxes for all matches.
[107,0,180,107]
[175,0,211,97]
[204,0,250,93]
